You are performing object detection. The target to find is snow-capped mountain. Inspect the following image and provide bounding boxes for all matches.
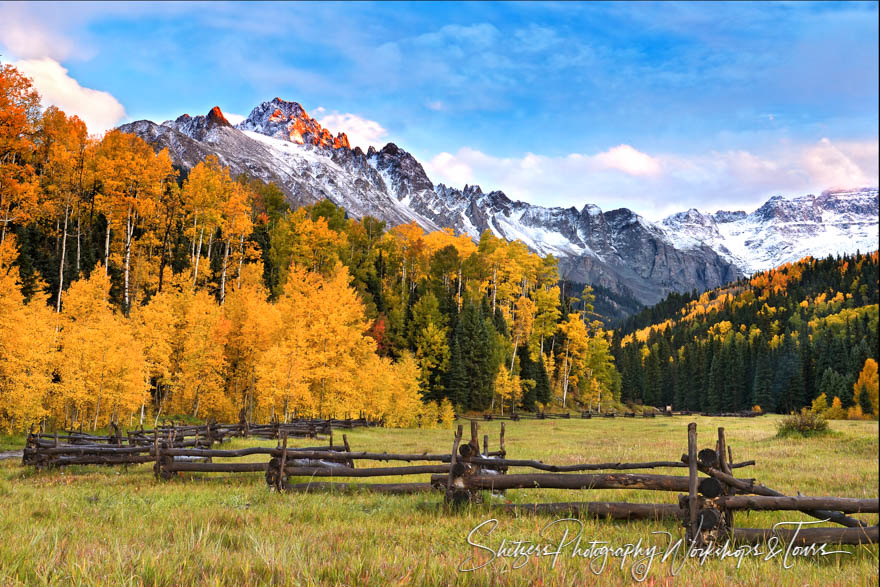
[118,99,878,313]
[662,188,879,274]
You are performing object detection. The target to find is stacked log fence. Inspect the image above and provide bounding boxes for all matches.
[19,419,877,546]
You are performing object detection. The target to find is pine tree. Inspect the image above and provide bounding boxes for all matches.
[752,353,775,413]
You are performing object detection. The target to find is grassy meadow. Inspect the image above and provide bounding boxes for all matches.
[1,415,878,585]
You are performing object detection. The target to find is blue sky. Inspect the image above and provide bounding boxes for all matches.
[1,1,877,217]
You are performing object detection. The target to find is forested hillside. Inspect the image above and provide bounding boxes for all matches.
[0,63,620,432]
[612,252,879,417]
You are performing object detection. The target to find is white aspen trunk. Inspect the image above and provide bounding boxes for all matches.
[491,266,497,312]
[220,237,230,304]
[123,208,134,314]
[510,335,519,373]
[193,226,204,286]
[236,232,245,289]
[561,344,571,408]
[75,207,81,275]
[56,200,70,312]
[190,216,198,264]
[206,230,214,269]
[104,220,111,275]
[139,402,145,426]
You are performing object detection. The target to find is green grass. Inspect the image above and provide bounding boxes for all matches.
[1,416,877,585]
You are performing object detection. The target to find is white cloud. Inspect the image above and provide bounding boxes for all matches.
[422,138,879,219]
[14,58,126,134]
[223,112,246,125]
[0,5,77,60]
[317,111,388,151]
[594,144,662,176]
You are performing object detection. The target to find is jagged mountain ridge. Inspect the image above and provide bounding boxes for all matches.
[118,99,878,312]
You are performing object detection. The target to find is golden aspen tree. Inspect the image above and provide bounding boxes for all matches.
[531,285,561,357]
[439,398,456,429]
[181,155,225,288]
[493,369,522,416]
[557,313,589,408]
[390,222,427,296]
[0,236,56,431]
[419,400,440,429]
[37,107,90,312]
[292,214,345,275]
[218,180,253,304]
[0,64,41,244]
[275,262,373,417]
[414,321,449,397]
[382,353,422,427]
[510,296,535,370]
[853,358,878,418]
[95,131,175,313]
[255,340,313,421]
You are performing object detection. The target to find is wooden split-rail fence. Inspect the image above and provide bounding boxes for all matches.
[20,419,876,547]
[430,422,877,546]
[21,417,378,468]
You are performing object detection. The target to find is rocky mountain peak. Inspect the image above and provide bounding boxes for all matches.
[207,106,231,126]
[163,107,234,142]
[237,97,350,150]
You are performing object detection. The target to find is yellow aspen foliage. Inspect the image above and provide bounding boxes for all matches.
[853,358,879,418]
[493,369,521,415]
[824,397,846,420]
[0,237,56,431]
[810,393,829,414]
[510,296,535,361]
[419,400,440,429]
[439,398,456,429]
[557,313,589,408]
[172,289,230,420]
[255,342,313,421]
[58,268,149,429]
[381,353,423,427]
[221,281,278,418]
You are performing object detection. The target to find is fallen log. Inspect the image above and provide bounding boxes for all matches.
[732,525,878,546]
[432,472,692,492]
[499,501,683,520]
[718,496,879,514]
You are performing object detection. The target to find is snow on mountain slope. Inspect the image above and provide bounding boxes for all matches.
[662,188,879,274]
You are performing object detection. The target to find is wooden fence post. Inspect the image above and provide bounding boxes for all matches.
[445,425,464,505]
[277,432,289,492]
[717,427,734,533]
[687,422,699,544]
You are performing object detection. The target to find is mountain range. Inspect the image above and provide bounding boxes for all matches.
[119,98,879,314]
